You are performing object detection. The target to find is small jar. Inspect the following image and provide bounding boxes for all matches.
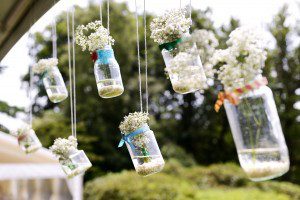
[17,128,42,154]
[43,66,68,103]
[94,45,124,98]
[224,85,289,181]
[161,35,207,94]
[121,124,165,176]
[59,150,92,179]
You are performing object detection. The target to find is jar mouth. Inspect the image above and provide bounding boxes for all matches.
[97,44,112,51]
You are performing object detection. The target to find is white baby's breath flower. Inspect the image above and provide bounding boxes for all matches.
[119,112,149,134]
[214,27,267,91]
[50,136,78,160]
[150,9,191,44]
[33,58,58,74]
[75,20,114,53]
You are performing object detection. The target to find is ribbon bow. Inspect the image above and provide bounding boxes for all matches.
[214,77,268,112]
[118,124,150,148]
[214,92,239,112]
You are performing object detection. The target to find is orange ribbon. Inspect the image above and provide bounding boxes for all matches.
[214,77,268,112]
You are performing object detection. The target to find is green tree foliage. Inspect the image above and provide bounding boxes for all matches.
[27,1,300,184]
[84,162,300,200]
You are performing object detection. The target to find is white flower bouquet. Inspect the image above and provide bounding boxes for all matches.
[119,112,165,176]
[75,20,114,53]
[50,136,92,178]
[33,58,58,74]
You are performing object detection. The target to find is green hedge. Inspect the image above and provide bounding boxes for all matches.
[84,161,300,200]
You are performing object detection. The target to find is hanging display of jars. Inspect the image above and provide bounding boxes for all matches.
[150,9,207,94]
[12,126,42,154]
[75,20,124,98]
[50,136,92,178]
[118,112,165,176]
[33,58,68,103]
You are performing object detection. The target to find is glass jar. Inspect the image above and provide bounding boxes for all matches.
[17,128,42,154]
[59,150,92,179]
[121,124,165,176]
[224,85,289,181]
[43,66,68,103]
[161,35,207,94]
[94,45,124,98]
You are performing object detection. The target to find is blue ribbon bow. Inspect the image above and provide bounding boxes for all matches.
[118,124,150,148]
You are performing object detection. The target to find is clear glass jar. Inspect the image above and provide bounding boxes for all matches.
[43,66,68,103]
[17,128,42,154]
[59,150,92,179]
[161,35,207,94]
[124,124,165,176]
[224,86,289,181]
[94,45,124,98]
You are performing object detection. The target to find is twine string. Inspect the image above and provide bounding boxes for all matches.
[143,0,148,113]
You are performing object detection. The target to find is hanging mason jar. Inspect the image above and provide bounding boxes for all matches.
[50,136,92,179]
[224,84,289,181]
[119,112,165,176]
[12,126,42,154]
[161,35,207,94]
[33,58,68,103]
[94,45,124,98]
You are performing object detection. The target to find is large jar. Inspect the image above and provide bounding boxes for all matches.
[94,45,124,98]
[17,128,42,154]
[120,124,165,176]
[161,35,207,94]
[59,150,92,179]
[43,66,68,103]
[224,85,289,181]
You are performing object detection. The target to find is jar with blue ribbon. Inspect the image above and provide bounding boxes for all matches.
[118,112,165,176]
[94,45,124,98]
[33,58,68,103]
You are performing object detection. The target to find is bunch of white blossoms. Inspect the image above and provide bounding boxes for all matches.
[119,112,149,134]
[213,27,267,91]
[33,58,58,74]
[150,9,191,44]
[50,136,78,160]
[75,20,115,52]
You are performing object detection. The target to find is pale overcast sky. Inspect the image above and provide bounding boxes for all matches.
[0,0,299,129]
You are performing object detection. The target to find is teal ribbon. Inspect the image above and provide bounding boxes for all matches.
[118,124,150,148]
[96,49,114,65]
[159,38,182,51]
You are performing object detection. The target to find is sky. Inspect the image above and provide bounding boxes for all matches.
[0,0,299,129]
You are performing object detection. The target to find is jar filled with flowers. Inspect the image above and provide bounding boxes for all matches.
[33,58,68,103]
[76,21,124,98]
[118,112,165,176]
[150,9,207,94]
[213,27,289,181]
[50,136,92,178]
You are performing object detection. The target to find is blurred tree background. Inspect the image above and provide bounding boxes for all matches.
[20,0,299,193]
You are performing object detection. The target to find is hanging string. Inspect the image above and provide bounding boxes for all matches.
[99,0,103,22]
[52,19,57,58]
[189,0,192,20]
[29,57,33,127]
[67,10,74,137]
[71,8,77,138]
[107,0,110,34]
[143,0,148,113]
[135,0,143,112]
[180,0,182,9]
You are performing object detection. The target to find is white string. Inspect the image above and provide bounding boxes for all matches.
[71,8,77,138]
[29,60,33,127]
[180,0,182,9]
[67,10,74,137]
[52,19,57,58]
[107,0,110,34]
[99,0,103,22]
[135,0,143,112]
[143,0,148,113]
[189,0,192,20]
